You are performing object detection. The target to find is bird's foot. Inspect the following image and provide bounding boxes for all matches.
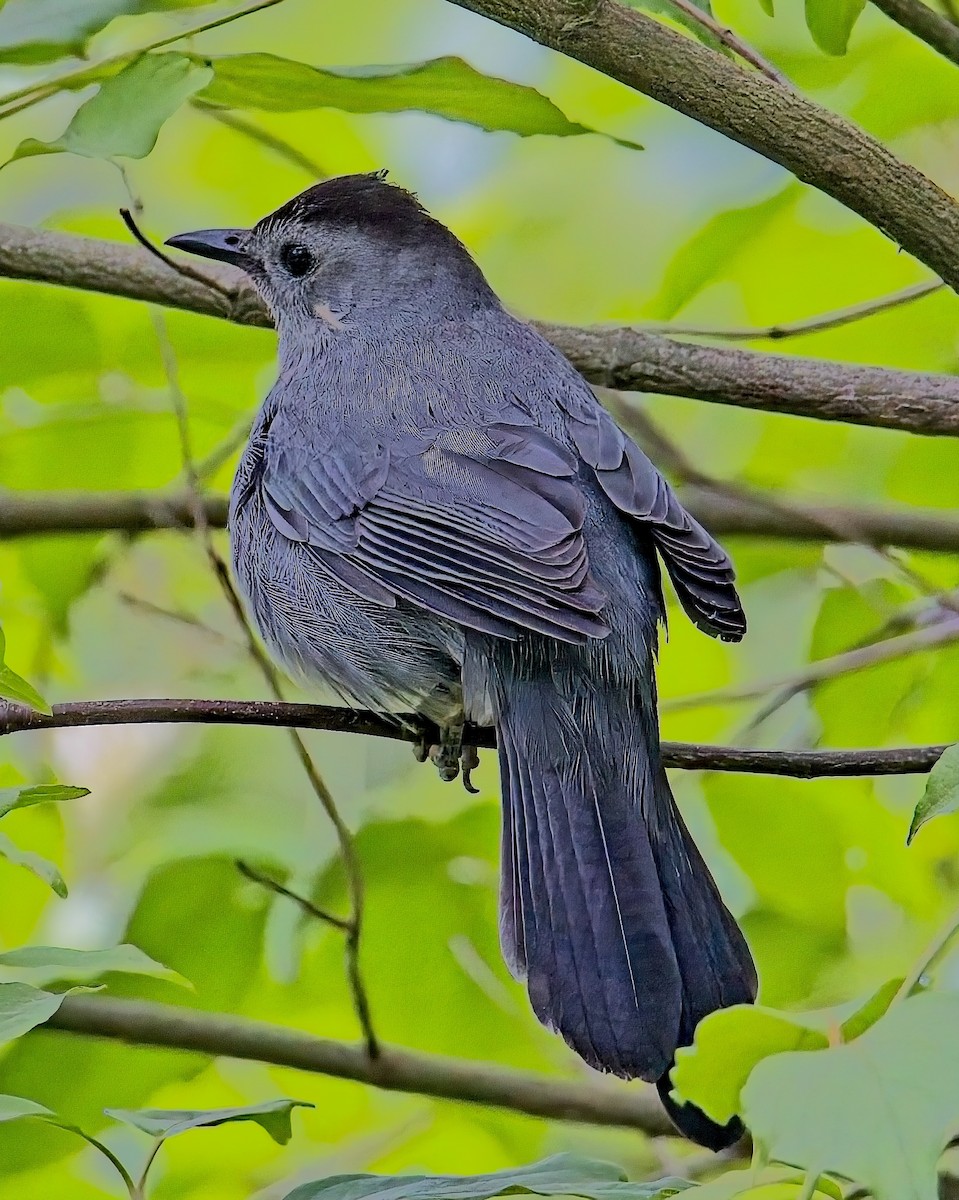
[413,722,480,794]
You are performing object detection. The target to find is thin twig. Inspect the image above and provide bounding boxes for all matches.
[665,0,791,86]
[662,615,959,713]
[0,0,289,118]
[44,994,676,1137]
[140,256,379,1059]
[117,591,239,645]
[0,697,949,778]
[191,417,253,484]
[0,85,60,122]
[119,208,234,300]
[193,103,329,179]
[236,860,352,932]
[643,279,944,342]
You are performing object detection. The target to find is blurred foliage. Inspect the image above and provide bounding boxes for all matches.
[0,0,958,1197]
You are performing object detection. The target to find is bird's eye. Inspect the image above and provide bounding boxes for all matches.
[279,242,314,277]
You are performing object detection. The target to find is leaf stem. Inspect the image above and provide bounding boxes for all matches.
[75,1131,139,1198]
[132,1137,166,1200]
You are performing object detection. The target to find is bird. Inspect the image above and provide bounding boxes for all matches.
[167,171,757,1148]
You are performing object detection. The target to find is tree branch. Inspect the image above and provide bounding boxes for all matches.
[548,323,959,436]
[664,615,959,712]
[5,486,959,556]
[642,279,944,343]
[3,223,959,435]
[442,0,959,293]
[869,0,959,65]
[42,994,675,1137]
[0,698,946,778]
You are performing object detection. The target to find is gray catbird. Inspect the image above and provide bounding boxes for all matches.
[168,172,757,1147]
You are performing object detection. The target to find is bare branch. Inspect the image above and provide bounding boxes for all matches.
[3,224,959,435]
[560,326,959,436]
[43,994,675,1136]
[4,486,959,556]
[0,697,947,778]
[869,0,959,65]
[235,860,351,932]
[664,616,959,713]
[442,0,959,293]
[645,279,945,342]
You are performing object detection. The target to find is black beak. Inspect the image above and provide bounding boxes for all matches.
[164,227,252,268]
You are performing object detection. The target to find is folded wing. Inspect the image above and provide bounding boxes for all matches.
[259,421,610,644]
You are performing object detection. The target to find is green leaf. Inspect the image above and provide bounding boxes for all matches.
[0,944,189,988]
[106,1098,314,1145]
[804,0,866,55]
[743,992,959,1200]
[0,984,64,1044]
[649,184,799,318]
[908,744,959,844]
[280,1154,693,1200]
[0,0,213,64]
[0,625,50,714]
[0,1095,56,1123]
[196,54,641,146]
[9,52,213,164]
[670,1005,828,1125]
[0,833,67,897]
[758,0,774,13]
[0,784,89,820]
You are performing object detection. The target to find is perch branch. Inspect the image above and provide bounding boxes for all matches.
[0,698,947,778]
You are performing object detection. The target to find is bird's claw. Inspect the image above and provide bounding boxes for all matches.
[414,722,480,793]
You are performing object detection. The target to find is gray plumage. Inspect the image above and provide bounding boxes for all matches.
[168,173,757,1147]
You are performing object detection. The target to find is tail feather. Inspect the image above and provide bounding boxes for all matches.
[481,640,757,1145]
[648,768,757,1046]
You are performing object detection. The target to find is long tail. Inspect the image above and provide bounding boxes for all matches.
[484,644,757,1147]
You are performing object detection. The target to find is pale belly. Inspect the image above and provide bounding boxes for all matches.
[230,490,466,721]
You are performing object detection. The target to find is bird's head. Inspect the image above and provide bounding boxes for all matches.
[166,171,493,334]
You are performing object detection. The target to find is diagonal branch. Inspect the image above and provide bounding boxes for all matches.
[442,0,959,293]
[663,615,959,713]
[647,279,944,342]
[5,487,959,556]
[869,0,959,64]
[0,697,947,778]
[43,994,675,1136]
[2,224,959,436]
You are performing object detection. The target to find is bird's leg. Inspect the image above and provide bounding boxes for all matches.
[413,719,480,794]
